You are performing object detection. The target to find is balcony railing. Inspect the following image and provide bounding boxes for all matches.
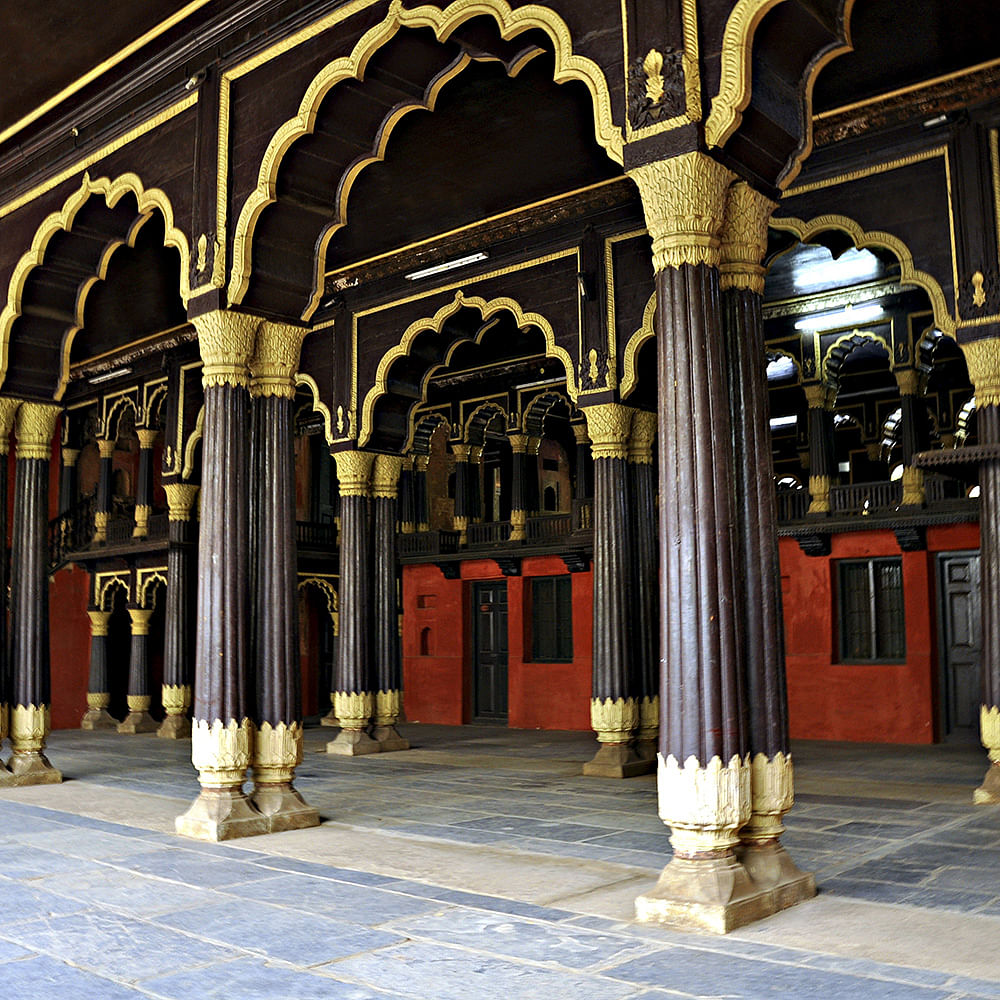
[398,529,460,557]
[776,489,809,522]
[467,520,512,547]
[297,520,338,549]
[49,493,96,571]
[830,481,902,515]
[572,499,593,531]
[526,513,572,541]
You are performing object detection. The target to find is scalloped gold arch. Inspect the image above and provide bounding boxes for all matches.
[0,171,192,400]
[227,0,623,314]
[823,329,892,384]
[295,372,335,445]
[137,570,168,610]
[620,291,657,400]
[297,575,339,628]
[766,346,802,385]
[182,403,205,480]
[520,387,571,432]
[769,213,955,338]
[359,289,576,447]
[143,382,170,428]
[408,410,452,455]
[102,395,139,441]
[462,400,508,444]
[96,573,130,611]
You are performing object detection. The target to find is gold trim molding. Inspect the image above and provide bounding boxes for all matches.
[657,752,751,854]
[0,397,20,454]
[627,153,734,272]
[808,474,832,514]
[628,410,657,464]
[87,692,111,710]
[375,689,403,727]
[87,610,111,637]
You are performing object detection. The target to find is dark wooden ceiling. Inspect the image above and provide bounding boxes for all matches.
[0,1,195,138]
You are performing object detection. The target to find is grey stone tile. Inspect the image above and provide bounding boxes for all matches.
[332,940,638,1000]
[144,956,397,1000]
[0,876,90,922]
[0,937,34,962]
[1,911,233,981]
[0,953,148,999]
[378,882,576,921]
[112,848,281,888]
[819,877,920,904]
[0,843,100,880]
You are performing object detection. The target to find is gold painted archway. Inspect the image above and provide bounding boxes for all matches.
[358,289,576,449]
[0,172,192,399]
[227,0,623,316]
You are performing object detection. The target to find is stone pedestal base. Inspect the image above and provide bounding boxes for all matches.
[118,711,159,734]
[327,728,381,756]
[973,762,1000,805]
[252,783,321,833]
[372,724,410,752]
[81,707,120,730]
[157,714,192,740]
[320,707,338,727]
[583,742,653,778]
[175,787,269,841]
[635,738,658,763]
[0,763,15,787]
[736,841,816,910]
[8,751,63,786]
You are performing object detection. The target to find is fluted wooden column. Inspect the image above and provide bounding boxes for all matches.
[118,608,158,733]
[469,445,483,522]
[895,368,928,506]
[582,403,648,778]
[247,322,319,830]
[81,608,118,730]
[572,422,593,503]
[399,455,416,534]
[629,152,771,933]
[133,428,158,537]
[94,437,115,543]
[372,454,408,751]
[804,384,835,514]
[9,402,62,785]
[452,444,471,544]
[176,309,267,841]
[328,449,379,756]
[526,435,541,515]
[720,182,813,902]
[964,338,1000,803]
[0,399,18,781]
[158,483,199,739]
[628,410,659,761]
[509,434,528,541]
[59,446,79,514]
[413,455,430,532]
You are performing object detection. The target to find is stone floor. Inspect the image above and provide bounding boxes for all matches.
[1,724,999,999]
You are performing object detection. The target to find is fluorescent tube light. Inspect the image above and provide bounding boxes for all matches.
[794,303,884,332]
[405,253,488,281]
[88,367,132,384]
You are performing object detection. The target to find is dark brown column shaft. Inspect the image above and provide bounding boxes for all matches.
[94,438,114,542]
[133,429,157,537]
[628,411,659,746]
[509,434,528,540]
[0,400,12,753]
[469,447,483,521]
[59,447,79,514]
[118,607,157,733]
[177,309,266,841]
[572,423,593,500]
[413,456,429,531]
[81,607,118,730]
[159,484,198,738]
[9,402,62,783]
[896,370,928,506]
[525,438,541,515]
[721,284,787,759]
[964,338,1000,802]
[452,445,471,542]
[328,449,379,755]
[399,456,415,533]
[805,386,835,514]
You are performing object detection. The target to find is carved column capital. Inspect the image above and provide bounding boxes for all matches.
[803,382,831,410]
[128,608,154,635]
[571,421,590,446]
[371,454,403,499]
[250,321,308,398]
[97,438,116,459]
[192,309,261,389]
[0,397,20,454]
[583,403,633,460]
[137,428,159,449]
[894,367,920,396]
[61,446,80,467]
[719,181,776,294]
[628,152,735,272]
[164,483,200,521]
[508,434,528,455]
[15,403,61,461]
[413,454,430,473]
[334,450,374,496]
[451,444,470,461]
[87,610,111,636]
[962,337,1000,408]
[628,410,657,464]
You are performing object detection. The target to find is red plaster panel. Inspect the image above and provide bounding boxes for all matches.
[49,565,91,730]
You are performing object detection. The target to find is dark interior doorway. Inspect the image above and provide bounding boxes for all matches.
[472,581,508,722]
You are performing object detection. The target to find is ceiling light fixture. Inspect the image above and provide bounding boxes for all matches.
[88,367,132,385]
[405,253,488,281]
[794,303,884,332]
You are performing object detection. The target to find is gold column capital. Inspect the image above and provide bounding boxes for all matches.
[900,466,925,506]
[508,433,528,455]
[583,403,633,460]
[372,453,403,498]
[0,397,20,454]
[11,704,50,751]
[628,410,657,464]
[61,446,80,467]
[413,454,430,473]
[469,445,484,464]
[590,696,639,742]
[894,368,920,396]
[191,309,261,389]
[451,443,470,461]
[97,438,116,459]
[164,483,200,521]
[15,403,61,461]
[128,608,154,635]
[627,152,735,272]
[571,422,590,446]
[334,450,374,496]
[808,474,832,514]
[250,321,308,398]
[163,684,192,715]
[962,337,1000,408]
[87,610,111,636]
[137,428,159,449]
[803,382,831,410]
[719,181,776,295]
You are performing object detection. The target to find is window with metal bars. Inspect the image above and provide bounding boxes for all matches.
[529,575,573,662]
[837,557,906,662]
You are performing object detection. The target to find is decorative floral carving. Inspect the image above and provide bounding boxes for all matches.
[590,696,639,742]
[628,48,686,129]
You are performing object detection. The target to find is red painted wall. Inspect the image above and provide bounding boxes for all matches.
[781,522,981,744]
[49,565,92,730]
[401,557,593,730]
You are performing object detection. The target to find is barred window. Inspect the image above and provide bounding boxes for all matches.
[838,558,905,662]
[530,576,573,662]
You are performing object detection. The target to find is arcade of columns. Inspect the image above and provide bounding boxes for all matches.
[0,151,998,931]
